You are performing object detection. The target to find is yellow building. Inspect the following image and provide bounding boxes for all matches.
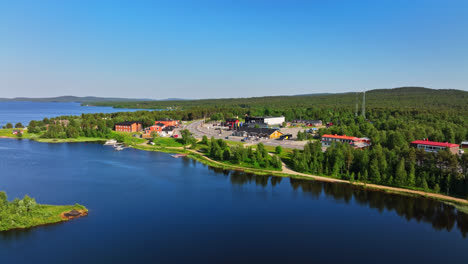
[269,130,283,139]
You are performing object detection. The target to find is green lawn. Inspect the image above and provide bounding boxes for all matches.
[0,129,38,139]
[34,137,106,143]
[225,140,246,146]
[151,137,184,147]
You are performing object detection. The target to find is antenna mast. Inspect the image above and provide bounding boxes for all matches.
[355,92,358,117]
[362,91,366,119]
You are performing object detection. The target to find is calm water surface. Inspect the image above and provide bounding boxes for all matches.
[0,101,146,127]
[0,139,467,263]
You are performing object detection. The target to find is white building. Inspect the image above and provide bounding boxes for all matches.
[263,116,285,126]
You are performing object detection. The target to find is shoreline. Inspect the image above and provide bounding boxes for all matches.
[2,135,468,209]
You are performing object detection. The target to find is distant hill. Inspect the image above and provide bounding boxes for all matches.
[0,96,188,103]
[84,86,468,111]
[0,96,155,103]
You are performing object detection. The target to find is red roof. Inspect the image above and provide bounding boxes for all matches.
[411,140,459,148]
[322,134,359,141]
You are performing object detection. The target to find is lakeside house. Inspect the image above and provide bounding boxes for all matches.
[321,134,370,149]
[411,139,459,154]
[12,129,23,135]
[115,121,143,132]
[232,127,283,139]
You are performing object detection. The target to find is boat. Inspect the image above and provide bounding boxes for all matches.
[171,154,188,158]
[104,139,117,145]
[114,146,124,151]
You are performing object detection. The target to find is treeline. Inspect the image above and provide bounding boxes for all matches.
[291,141,468,197]
[0,192,38,231]
[2,122,25,129]
[86,87,468,112]
[27,107,249,139]
[202,136,282,170]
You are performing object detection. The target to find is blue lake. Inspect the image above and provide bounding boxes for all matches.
[0,139,468,263]
[0,101,146,127]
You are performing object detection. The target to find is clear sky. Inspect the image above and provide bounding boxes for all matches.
[1,0,467,99]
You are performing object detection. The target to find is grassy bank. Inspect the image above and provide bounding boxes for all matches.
[0,201,87,232]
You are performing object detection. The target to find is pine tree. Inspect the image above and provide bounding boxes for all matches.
[395,158,407,186]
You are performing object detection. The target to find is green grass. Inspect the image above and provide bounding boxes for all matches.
[0,129,38,139]
[151,137,184,147]
[0,204,87,232]
[225,140,246,146]
[34,137,106,143]
[133,144,188,154]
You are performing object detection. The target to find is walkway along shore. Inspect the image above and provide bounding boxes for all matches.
[181,148,468,207]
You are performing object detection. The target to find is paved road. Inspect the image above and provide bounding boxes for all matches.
[184,120,309,150]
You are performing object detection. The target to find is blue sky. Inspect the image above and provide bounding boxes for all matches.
[1,0,467,99]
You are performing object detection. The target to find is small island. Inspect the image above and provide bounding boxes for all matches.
[0,191,87,232]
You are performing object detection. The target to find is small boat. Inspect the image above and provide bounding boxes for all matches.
[172,154,188,158]
[114,146,124,151]
[104,139,117,145]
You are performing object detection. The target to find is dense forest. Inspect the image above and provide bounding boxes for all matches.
[86,87,468,112]
[201,136,283,170]
[15,87,468,198]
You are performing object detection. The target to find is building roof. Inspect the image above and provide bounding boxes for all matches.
[236,127,281,136]
[322,134,359,141]
[461,141,468,145]
[162,126,175,131]
[411,140,459,148]
[115,121,141,126]
[155,122,166,127]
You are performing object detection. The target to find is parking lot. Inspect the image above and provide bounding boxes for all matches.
[184,120,311,150]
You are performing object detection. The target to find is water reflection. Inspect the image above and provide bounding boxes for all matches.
[207,166,468,237]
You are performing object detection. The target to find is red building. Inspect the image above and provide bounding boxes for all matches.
[321,134,370,148]
[115,121,142,132]
[411,139,459,154]
[155,119,179,127]
[225,118,240,130]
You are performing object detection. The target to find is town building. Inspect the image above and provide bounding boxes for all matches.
[155,118,179,127]
[115,121,142,132]
[224,118,240,130]
[12,129,23,135]
[411,139,460,154]
[143,122,176,138]
[232,127,283,139]
[53,120,70,126]
[244,122,269,129]
[292,120,323,127]
[321,134,370,148]
[461,141,468,149]
[245,116,285,126]
[161,126,175,137]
